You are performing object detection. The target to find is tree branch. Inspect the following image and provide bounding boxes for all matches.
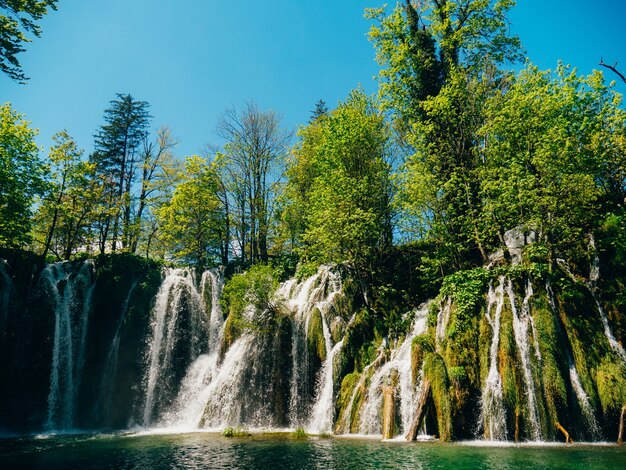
[599,57,626,84]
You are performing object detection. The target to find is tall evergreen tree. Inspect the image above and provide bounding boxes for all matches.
[92,93,151,253]
[309,99,328,122]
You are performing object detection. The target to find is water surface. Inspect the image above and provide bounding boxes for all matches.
[1,432,624,469]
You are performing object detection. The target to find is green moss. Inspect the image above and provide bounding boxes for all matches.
[222,426,251,437]
[595,359,626,414]
[336,372,360,432]
[411,334,434,384]
[533,293,567,440]
[292,427,307,439]
[423,352,452,441]
[307,308,326,362]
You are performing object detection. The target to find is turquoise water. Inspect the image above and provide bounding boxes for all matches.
[1,432,625,469]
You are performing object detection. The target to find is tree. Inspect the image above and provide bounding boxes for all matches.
[0,0,58,82]
[367,1,522,270]
[92,93,151,253]
[309,99,329,122]
[216,102,291,265]
[32,131,99,260]
[400,68,494,267]
[0,103,45,247]
[286,90,394,274]
[479,64,626,264]
[158,156,228,270]
[129,126,179,254]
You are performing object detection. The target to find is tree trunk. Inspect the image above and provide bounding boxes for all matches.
[618,404,626,445]
[555,422,573,444]
[382,385,396,440]
[406,379,430,441]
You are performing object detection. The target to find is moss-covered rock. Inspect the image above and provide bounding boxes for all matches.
[422,352,452,441]
[307,307,326,362]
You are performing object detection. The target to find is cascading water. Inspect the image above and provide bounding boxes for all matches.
[158,269,225,429]
[307,322,342,434]
[358,305,429,437]
[278,266,345,431]
[586,238,626,364]
[142,268,209,426]
[507,278,542,441]
[436,297,452,348]
[480,278,507,441]
[546,281,601,440]
[43,261,95,431]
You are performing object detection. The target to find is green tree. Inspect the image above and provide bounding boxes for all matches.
[158,156,228,270]
[129,126,179,254]
[216,103,291,265]
[309,99,328,123]
[479,64,626,264]
[286,90,394,274]
[0,0,58,82]
[92,93,151,253]
[0,102,44,247]
[400,68,493,267]
[32,131,99,260]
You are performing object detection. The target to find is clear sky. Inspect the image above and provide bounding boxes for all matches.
[2,0,625,158]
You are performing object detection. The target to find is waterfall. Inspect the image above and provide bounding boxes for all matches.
[568,361,602,440]
[158,269,225,428]
[307,322,343,434]
[436,297,452,347]
[142,268,209,426]
[336,348,386,434]
[584,238,626,364]
[277,265,344,430]
[507,278,542,441]
[202,269,225,351]
[590,293,626,362]
[0,259,12,332]
[546,281,601,440]
[480,279,507,441]
[358,305,429,436]
[43,261,95,431]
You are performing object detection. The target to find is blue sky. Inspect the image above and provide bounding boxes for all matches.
[2,0,625,158]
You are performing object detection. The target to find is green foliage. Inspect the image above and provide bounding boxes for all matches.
[480,64,626,264]
[441,268,491,329]
[336,372,360,432]
[292,427,307,439]
[221,426,251,437]
[158,156,226,269]
[307,308,326,362]
[286,89,393,272]
[533,294,567,433]
[0,0,58,82]
[0,103,45,248]
[221,264,280,345]
[31,131,99,260]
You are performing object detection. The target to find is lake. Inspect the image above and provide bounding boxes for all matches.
[1,432,625,469]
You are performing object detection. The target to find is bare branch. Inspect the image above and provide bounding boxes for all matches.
[599,57,626,84]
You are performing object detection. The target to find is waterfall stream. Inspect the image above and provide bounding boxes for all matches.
[507,278,542,441]
[480,279,507,441]
[546,281,601,440]
[43,261,95,431]
[358,305,429,436]
[142,268,209,426]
